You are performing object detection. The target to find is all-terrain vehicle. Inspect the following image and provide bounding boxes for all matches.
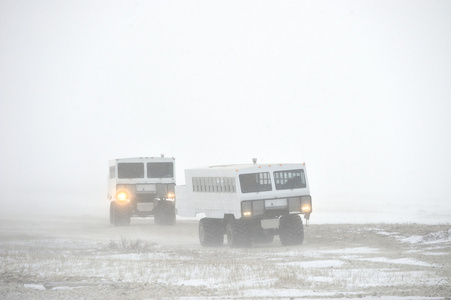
[108,156,176,226]
[176,160,312,247]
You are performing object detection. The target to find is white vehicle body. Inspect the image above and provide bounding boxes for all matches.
[176,162,312,247]
[108,156,176,226]
[177,163,312,219]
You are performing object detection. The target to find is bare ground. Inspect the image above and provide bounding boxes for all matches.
[0,216,450,299]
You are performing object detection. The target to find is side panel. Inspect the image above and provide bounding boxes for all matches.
[175,185,241,218]
[175,185,194,217]
[107,161,116,201]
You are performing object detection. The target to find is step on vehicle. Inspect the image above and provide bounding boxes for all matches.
[108,155,176,226]
[176,159,312,247]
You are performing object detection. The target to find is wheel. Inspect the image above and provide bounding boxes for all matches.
[279,214,304,246]
[154,201,176,226]
[199,218,224,247]
[226,219,252,248]
[110,201,131,226]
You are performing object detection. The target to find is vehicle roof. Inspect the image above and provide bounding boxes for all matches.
[109,156,174,163]
[186,163,306,172]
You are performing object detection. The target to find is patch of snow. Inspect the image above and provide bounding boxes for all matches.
[422,229,451,243]
[180,297,443,300]
[282,259,344,268]
[102,252,170,260]
[327,269,443,288]
[401,235,424,244]
[240,288,363,298]
[400,229,451,245]
[24,284,46,290]
[52,286,82,290]
[422,251,450,256]
[319,247,379,254]
[377,231,399,236]
[357,257,439,267]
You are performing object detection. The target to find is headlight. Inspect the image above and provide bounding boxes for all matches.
[167,193,175,199]
[300,195,312,214]
[116,191,129,201]
[241,201,252,218]
[301,205,311,213]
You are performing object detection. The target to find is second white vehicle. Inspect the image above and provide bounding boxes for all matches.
[176,160,312,247]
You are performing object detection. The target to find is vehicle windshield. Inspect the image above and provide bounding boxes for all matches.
[239,172,272,193]
[274,169,306,190]
[147,162,174,178]
[117,163,144,178]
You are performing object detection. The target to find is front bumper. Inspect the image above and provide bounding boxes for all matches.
[241,195,312,219]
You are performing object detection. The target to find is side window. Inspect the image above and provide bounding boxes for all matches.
[239,172,272,193]
[192,177,197,192]
[192,177,236,193]
[201,177,206,192]
[209,177,214,192]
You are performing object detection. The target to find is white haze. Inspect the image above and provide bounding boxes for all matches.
[1,0,450,223]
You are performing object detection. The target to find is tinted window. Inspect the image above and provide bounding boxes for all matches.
[239,172,272,193]
[274,169,306,190]
[147,162,174,178]
[118,163,144,178]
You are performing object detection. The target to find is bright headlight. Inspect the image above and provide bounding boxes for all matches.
[167,193,175,199]
[116,192,128,201]
[300,196,312,214]
[241,201,252,217]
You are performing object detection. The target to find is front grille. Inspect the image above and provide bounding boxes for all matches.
[135,193,156,203]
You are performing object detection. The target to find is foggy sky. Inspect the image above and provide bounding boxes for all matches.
[1,0,450,222]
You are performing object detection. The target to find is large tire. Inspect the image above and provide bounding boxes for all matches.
[199,218,224,247]
[154,201,176,226]
[226,219,252,248]
[279,214,304,246]
[110,201,131,226]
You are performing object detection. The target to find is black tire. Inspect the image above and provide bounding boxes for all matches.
[279,214,304,246]
[199,218,224,247]
[154,201,176,226]
[110,201,131,226]
[226,219,252,248]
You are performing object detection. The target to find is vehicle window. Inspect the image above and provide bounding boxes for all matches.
[118,163,144,179]
[192,176,236,193]
[239,172,272,193]
[147,162,174,178]
[274,169,306,190]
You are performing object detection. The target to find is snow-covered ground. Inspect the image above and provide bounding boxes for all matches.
[0,215,450,299]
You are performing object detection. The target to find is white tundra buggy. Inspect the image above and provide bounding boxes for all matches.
[176,161,312,247]
[108,156,176,226]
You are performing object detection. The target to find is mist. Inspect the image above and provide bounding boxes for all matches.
[1,0,450,223]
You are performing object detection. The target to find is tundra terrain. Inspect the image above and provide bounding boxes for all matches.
[0,216,450,299]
